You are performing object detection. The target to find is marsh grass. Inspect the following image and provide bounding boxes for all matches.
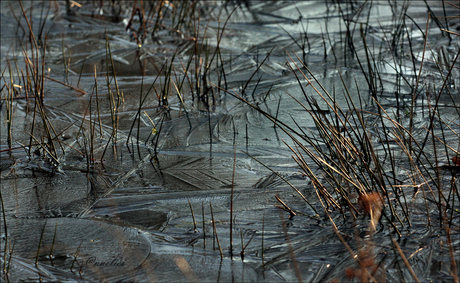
[209,201,224,259]
[212,2,459,280]
[0,183,8,275]
[34,220,47,267]
[3,1,65,166]
[1,0,459,282]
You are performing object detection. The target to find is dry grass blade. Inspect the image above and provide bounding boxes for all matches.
[391,238,421,283]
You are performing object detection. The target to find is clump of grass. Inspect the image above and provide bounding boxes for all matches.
[3,1,64,167]
[221,10,459,278]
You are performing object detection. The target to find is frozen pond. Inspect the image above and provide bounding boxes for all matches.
[1,1,459,282]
